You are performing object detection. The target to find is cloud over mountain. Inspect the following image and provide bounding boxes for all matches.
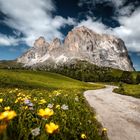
[78,0,140,52]
[0,0,140,53]
[0,0,76,46]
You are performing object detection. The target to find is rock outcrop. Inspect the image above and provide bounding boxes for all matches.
[17,26,134,71]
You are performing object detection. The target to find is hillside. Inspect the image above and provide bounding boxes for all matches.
[0,60,139,84]
[0,69,106,140]
[0,69,103,89]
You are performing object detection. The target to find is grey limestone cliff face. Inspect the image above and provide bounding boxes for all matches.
[18,37,49,65]
[64,26,134,71]
[17,26,134,71]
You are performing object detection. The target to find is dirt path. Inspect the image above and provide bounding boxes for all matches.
[84,85,140,140]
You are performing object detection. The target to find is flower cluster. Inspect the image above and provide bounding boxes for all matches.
[0,87,102,139]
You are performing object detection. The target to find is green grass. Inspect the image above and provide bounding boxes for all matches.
[0,69,103,90]
[0,69,106,140]
[113,83,140,98]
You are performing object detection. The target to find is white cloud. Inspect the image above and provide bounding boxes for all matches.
[0,34,19,46]
[118,4,135,16]
[77,17,108,34]
[77,1,140,52]
[111,8,140,52]
[0,0,76,46]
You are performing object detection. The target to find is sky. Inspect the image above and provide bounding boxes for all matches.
[0,0,140,70]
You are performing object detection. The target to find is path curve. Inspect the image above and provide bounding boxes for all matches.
[84,85,140,140]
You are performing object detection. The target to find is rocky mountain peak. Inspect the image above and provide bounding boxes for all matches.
[72,26,91,32]
[52,38,61,44]
[64,26,100,51]
[17,26,134,71]
[48,38,61,51]
[34,36,49,47]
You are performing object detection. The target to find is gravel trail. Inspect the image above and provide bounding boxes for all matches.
[84,85,140,140]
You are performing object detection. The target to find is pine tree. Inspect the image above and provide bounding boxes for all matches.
[121,71,134,84]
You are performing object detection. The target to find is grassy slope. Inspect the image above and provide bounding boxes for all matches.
[0,69,103,90]
[0,69,106,140]
[114,83,140,98]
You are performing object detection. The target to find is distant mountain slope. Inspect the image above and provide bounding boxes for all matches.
[17,26,134,71]
[0,60,22,69]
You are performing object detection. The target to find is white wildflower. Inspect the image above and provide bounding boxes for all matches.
[24,99,34,107]
[31,127,40,136]
[29,107,34,110]
[61,104,69,110]
[28,103,34,107]
[75,97,79,102]
[24,99,30,104]
[47,103,54,109]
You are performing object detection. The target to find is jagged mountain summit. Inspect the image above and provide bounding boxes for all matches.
[17,26,134,71]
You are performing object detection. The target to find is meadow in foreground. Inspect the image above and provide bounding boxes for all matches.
[0,69,106,140]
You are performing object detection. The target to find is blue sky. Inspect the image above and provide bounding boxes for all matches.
[0,0,140,70]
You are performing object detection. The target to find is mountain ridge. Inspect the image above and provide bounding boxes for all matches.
[17,26,134,71]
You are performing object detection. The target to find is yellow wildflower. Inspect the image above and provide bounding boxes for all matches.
[55,105,60,109]
[0,124,7,134]
[38,108,54,118]
[81,133,87,139]
[0,98,3,103]
[49,95,52,98]
[45,122,59,134]
[9,90,13,94]
[102,127,107,135]
[0,110,17,120]
[102,128,107,131]
[25,95,31,99]
[21,97,26,102]
[15,99,18,103]
[64,94,68,97]
[94,115,97,119]
[17,93,22,96]
[53,90,61,96]
[22,106,28,110]
[15,96,24,103]
[38,99,46,104]
[4,106,10,111]
[33,98,37,101]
